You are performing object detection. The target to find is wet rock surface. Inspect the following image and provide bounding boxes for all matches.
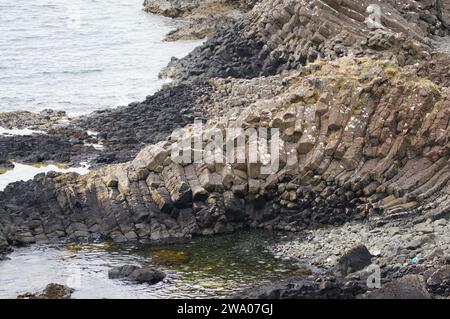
[108,265,166,285]
[17,283,74,299]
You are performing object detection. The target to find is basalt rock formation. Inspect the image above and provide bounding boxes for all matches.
[163,0,449,82]
[0,0,449,298]
[2,51,448,243]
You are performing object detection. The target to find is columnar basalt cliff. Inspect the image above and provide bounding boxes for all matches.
[1,0,449,297]
[163,0,449,81]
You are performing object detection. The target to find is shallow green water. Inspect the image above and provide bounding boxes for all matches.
[0,231,297,299]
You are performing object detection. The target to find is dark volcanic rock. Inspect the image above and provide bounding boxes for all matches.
[108,265,166,285]
[235,276,366,299]
[165,0,447,82]
[0,134,72,164]
[337,245,373,276]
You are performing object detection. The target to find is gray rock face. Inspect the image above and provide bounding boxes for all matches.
[143,0,254,18]
[108,265,166,285]
[143,0,209,18]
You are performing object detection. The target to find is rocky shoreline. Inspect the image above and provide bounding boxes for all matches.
[1,0,450,298]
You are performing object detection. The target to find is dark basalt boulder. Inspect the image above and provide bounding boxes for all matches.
[108,265,166,285]
[337,245,373,276]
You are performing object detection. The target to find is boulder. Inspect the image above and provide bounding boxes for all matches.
[337,245,373,275]
[108,265,166,285]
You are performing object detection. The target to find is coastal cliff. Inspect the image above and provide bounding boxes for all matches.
[1,0,450,297]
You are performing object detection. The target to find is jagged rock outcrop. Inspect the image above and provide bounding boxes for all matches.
[0,224,11,260]
[165,0,448,82]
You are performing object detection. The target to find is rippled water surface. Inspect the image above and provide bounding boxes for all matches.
[0,0,200,115]
[0,231,296,299]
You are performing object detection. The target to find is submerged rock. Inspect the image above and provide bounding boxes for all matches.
[108,265,166,285]
[17,283,74,299]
